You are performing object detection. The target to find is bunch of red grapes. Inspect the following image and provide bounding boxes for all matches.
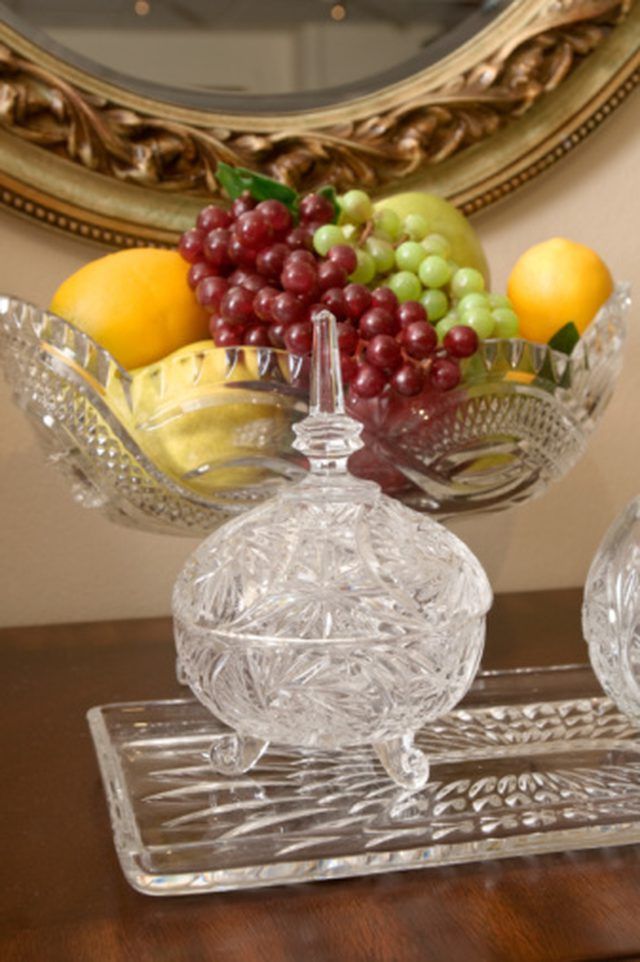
[178,192,478,399]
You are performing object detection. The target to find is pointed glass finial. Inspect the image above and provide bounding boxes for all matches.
[292,309,364,475]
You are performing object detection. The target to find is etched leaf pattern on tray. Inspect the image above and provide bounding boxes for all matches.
[104,693,640,869]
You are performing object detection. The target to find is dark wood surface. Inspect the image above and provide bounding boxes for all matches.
[3,588,640,962]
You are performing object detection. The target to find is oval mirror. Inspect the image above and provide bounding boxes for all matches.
[0,0,638,247]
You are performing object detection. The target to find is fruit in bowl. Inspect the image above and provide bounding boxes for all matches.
[28,163,626,528]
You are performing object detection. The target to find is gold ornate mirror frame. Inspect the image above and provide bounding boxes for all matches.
[0,0,638,249]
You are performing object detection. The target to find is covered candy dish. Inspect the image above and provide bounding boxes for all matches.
[173,310,492,790]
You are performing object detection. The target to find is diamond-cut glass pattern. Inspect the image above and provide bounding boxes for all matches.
[584,496,640,722]
[0,287,629,533]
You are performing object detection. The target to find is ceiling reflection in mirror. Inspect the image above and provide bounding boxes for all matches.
[3,0,506,109]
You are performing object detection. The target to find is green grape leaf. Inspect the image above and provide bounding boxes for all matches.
[317,185,340,224]
[548,321,580,355]
[215,162,299,213]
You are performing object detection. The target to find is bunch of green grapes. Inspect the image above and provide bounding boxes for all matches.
[313,189,520,343]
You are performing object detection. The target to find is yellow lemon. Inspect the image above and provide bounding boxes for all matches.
[50,248,210,370]
[507,238,613,343]
[108,341,294,494]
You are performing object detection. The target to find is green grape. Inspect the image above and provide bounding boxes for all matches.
[464,309,494,339]
[420,288,448,322]
[339,189,373,225]
[436,313,458,343]
[492,308,520,338]
[418,255,452,289]
[373,208,402,241]
[371,228,393,244]
[488,293,513,310]
[457,292,490,315]
[403,213,429,241]
[388,271,422,303]
[447,261,460,280]
[365,236,395,274]
[422,233,452,259]
[349,249,376,285]
[341,223,359,244]
[451,267,485,299]
[313,224,346,256]
[395,241,427,273]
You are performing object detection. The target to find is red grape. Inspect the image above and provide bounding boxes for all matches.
[285,249,317,268]
[321,287,347,319]
[344,284,372,320]
[178,228,204,264]
[256,243,289,279]
[443,325,479,358]
[391,363,424,396]
[299,193,334,225]
[244,325,272,347]
[286,226,314,250]
[366,334,402,371]
[214,324,245,347]
[220,286,255,326]
[340,354,358,384]
[253,286,279,322]
[281,260,318,296]
[430,357,461,391]
[229,269,267,293]
[197,205,232,232]
[256,199,292,233]
[268,322,287,347]
[360,307,398,339]
[231,191,255,218]
[317,260,347,291]
[403,320,437,359]
[328,245,358,274]
[337,322,359,355]
[187,261,217,290]
[351,363,387,399]
[236,211,271,249]
[203,228,232,269]
[397,301,427,328]
[271,291,304,326]
[284,321,313,355]
[196,275,228,311]
[228,234,257,267]
[371,287,398,313]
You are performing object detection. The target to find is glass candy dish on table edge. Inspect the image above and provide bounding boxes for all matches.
[0,284,630,533]
[173,308,492,790]
[583,495,640,723]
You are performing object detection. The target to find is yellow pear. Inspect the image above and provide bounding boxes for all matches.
[375,192,490,285]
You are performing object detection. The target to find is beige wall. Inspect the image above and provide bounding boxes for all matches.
[0,93,638,626]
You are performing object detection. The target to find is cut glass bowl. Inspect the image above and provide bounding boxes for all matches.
[583,495,640,723]
[0,285,629,534]
[173,310,492,790]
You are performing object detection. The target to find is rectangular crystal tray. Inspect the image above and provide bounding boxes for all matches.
[88,665,640,896]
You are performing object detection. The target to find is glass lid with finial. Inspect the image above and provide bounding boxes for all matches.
[173,309,492,790]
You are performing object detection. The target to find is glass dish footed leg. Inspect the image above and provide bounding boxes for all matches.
[209,731,269,775]
[373,732,430,791]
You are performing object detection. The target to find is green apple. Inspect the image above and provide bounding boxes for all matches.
[374,192,490,287]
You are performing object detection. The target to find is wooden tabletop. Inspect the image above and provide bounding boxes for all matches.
[3,588,640,962]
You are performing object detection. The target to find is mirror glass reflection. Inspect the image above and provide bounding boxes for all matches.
[4,0,503,107]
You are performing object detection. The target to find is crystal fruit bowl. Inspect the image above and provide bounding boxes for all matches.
[0,285,629,534]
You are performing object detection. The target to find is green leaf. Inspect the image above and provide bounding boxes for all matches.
[548,322,580,355]
[317,185,340,224]
[215,162,298,214]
